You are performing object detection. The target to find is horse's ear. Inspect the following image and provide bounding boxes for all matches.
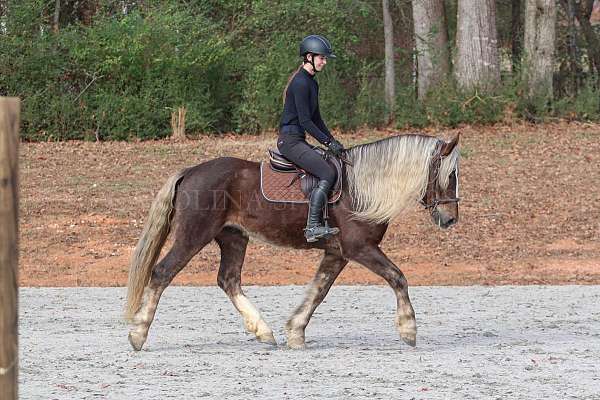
[441,133,460,157]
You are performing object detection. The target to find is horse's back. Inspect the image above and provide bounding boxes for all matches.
[179,156,260,190]
[187,156,259,174]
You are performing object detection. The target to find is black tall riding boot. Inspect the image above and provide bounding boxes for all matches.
[304,180,340,242]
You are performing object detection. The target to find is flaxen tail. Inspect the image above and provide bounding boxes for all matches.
[124,170,186,322]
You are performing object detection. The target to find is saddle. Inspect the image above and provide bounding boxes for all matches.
[260,147,343,203]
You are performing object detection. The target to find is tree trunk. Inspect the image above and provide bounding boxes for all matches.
[523,0,557,100]
[560,0,582,94]
[53,0,60,33]
[77,0,99,26]
[0,0,6,34]
[454,0,500,92]
[412,0,450,99]
[382,0,395,123]
[574,0,600,88]
[394,0,415,86]
[511,0,523,73]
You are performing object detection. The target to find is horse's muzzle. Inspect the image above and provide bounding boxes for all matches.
[432,209,458,229]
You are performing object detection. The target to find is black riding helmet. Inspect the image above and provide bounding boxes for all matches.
[299,35,337,58]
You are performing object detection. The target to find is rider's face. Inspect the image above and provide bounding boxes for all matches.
[309,54,327,72]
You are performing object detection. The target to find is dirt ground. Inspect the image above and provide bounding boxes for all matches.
[19,122,600,287]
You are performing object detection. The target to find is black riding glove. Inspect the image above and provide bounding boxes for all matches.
[327,139,345,157]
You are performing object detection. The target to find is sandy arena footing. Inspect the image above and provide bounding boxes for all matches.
[19,285,600,399]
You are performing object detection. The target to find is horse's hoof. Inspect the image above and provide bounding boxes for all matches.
[128,332,145,351]
[401,333,417,347]
[286,330,306,349]
[287,338,306,350]
[257,332,278,345]
[397,317,417,347]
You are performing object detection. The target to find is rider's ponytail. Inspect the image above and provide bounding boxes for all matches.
[282,64,304,105]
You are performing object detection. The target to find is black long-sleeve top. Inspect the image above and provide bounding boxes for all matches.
[279,68,333,145]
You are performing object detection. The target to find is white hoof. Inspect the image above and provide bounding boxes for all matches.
[257,331,278,345]
[397,320,417,347]
[247,319,276,345]
[400,331,417,347]
[128,331,146,351]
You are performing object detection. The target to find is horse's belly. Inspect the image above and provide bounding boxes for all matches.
[224,209,310,249]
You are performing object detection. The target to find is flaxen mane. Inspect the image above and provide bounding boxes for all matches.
[346,134,459,224]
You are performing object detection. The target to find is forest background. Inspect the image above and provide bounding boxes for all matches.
[1,0,599,141]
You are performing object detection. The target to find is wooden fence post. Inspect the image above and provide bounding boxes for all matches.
[170,106,187,140]
[0,97,20,400]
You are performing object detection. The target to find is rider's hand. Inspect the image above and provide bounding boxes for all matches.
[327,139,345,157]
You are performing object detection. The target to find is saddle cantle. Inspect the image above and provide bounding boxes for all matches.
[261,148,343,203]
[268,149,296,172]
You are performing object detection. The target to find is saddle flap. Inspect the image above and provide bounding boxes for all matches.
[260,162,342,204]
[263,147,344,202]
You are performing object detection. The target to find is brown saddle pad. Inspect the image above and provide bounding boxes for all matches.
[260,162,342,204]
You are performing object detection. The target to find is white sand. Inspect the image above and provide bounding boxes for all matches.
[19,286,600,399]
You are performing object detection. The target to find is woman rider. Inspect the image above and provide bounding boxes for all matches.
[277,35,345,243]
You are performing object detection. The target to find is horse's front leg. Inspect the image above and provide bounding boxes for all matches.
[286,251,348,349]
[348,245,417,347]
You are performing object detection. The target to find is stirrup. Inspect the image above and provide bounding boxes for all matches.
[304,225,340,243]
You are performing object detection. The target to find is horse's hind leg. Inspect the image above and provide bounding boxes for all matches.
[216,226,276,345]
[128,233,214,351]
[286,250,348,349]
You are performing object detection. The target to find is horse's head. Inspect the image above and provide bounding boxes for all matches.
[421,134,460,229]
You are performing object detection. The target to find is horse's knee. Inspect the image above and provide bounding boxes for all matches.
[217,270,240,294]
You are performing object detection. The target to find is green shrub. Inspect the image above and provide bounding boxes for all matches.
[428,83,507,126]
[2,0,598,141]
[394,87,428,129]
[395,82,508,128]
[3,3,233,140]
[351,61,387,128]
[552,84,600,121]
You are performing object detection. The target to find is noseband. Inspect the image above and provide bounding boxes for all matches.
[421,197,460,210]
[421,141,460,211]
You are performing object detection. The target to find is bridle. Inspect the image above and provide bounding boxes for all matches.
[420,141,460,211]
[421,196,460,210]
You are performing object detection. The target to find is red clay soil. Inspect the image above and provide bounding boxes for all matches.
[19,122,600,287]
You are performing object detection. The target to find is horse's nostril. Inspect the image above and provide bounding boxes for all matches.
[446,218,456,226]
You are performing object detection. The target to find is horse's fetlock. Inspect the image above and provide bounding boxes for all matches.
[396,314,416,329]
[216,275,227,291]
[286,328,306,349]
[244,318,258,333]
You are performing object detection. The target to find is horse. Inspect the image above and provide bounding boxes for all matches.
[124,133,460,351]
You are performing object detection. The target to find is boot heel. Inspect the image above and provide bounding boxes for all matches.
[304,228,320,242]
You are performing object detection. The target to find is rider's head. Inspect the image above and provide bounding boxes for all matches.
[299,35,336,74]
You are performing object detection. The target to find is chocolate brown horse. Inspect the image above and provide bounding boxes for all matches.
[125,133,460,350]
